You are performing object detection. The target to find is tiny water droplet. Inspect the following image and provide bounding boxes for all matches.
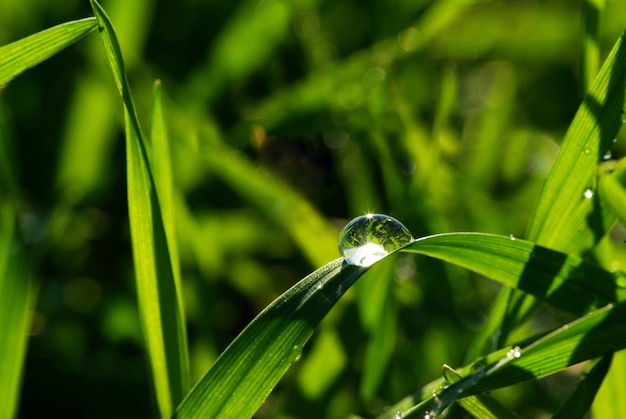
[603,151,613,160]
[584,188,594,199]
[584,148,591,155]
[613,138,618,144]
[507,345,522,359]
[509,234,516,240]
[394,411,402,419]
[424,411,432,419]
[338,214,413,267]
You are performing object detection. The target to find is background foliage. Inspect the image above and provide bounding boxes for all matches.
[2,0,626,417]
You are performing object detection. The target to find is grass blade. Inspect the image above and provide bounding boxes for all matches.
[553,355,611,419]
[582,0,605,92]
[0,118,31,418]
[393,301,626,418]
[90,1,188,416]
[526,31,626,254]
[402,233,626,315]
[591,350,626,418]
[173,259,368,419]
[443,365,522,419]
[0,17,96,86]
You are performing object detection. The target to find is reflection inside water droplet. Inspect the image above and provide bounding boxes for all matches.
[338,214,413,267]
[584,189,594,199]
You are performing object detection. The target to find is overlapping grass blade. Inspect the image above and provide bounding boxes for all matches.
[401,233,626,315]
[553,355,611,419]
[387,301,626,418]
[591,350,626,418]
[90,1,188,416]
[442,365,522,419]
[582,0,605,92]
[526,30,626,254]
[0,17,96,85]
[173,259,367,419]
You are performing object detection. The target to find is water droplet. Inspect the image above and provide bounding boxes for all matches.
[584,188,594,199]
[613,138,618,144]
[603,150,613,160]
[394,412,403,419]
[509,234,516,240]
[338,214,413,267]
[424,411,432,419]
[507,345,522,359]
[584,148,591,155]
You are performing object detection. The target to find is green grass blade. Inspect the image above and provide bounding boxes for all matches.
[553,355,611,419]
[443,365,522,419]
[591,350,626,418]
[90,1,188,416]
[0,207,31,419]
[0,117,31,419]
[395,302,626,418]
[582,0,605,92]
[402,233,626,315]
[526,31,626,253]
[173,259,368,419]
[0,17,96,86]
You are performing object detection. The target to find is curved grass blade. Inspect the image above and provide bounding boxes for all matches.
[0,17,96,86]
[90,1,188,416]
[526,30,626,254]
[387,301,626,418]
[173,259,368,419]
[442,365,522,419]
[402,233,626,315]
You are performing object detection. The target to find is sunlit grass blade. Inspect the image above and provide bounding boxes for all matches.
[553,355,611,419]
[90,0,188,416]
[173,259,367,419]
[0,17,96,86]
[401,233,626,315]
[526,31,626,254]
[442,365,522,419]
[388,301,626,418]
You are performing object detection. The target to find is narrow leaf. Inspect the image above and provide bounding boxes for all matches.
[443,365,522,419]
[0,17,97,85]
[173,259,368,419]
[553,355,612,419]
[526,30,626,254]
[591,349,626,418]
[90,1,188,416]
[402,233,626,315]
[395,301,626,418]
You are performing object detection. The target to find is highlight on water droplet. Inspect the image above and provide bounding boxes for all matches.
[338,213,413,267]
[603,150,613,160]
[583,148,591,155]
[506,345,522,359]
[509,234,516,240]
[584,188,594,199]
[394,411,402,419]
[424,411,432,419]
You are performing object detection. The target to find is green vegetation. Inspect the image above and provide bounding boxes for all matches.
[2,0,626,417]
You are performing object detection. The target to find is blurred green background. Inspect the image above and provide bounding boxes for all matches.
[2,0,626,417]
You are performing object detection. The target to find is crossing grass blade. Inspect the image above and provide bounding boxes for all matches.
[173,259,367,419]
[90,1,188,416]
[525,31,626,254]
[384,301,626,419]
[401,233,626,315]
[552,355,612,419]
[0,17,96,86]
[442,365,522,419]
